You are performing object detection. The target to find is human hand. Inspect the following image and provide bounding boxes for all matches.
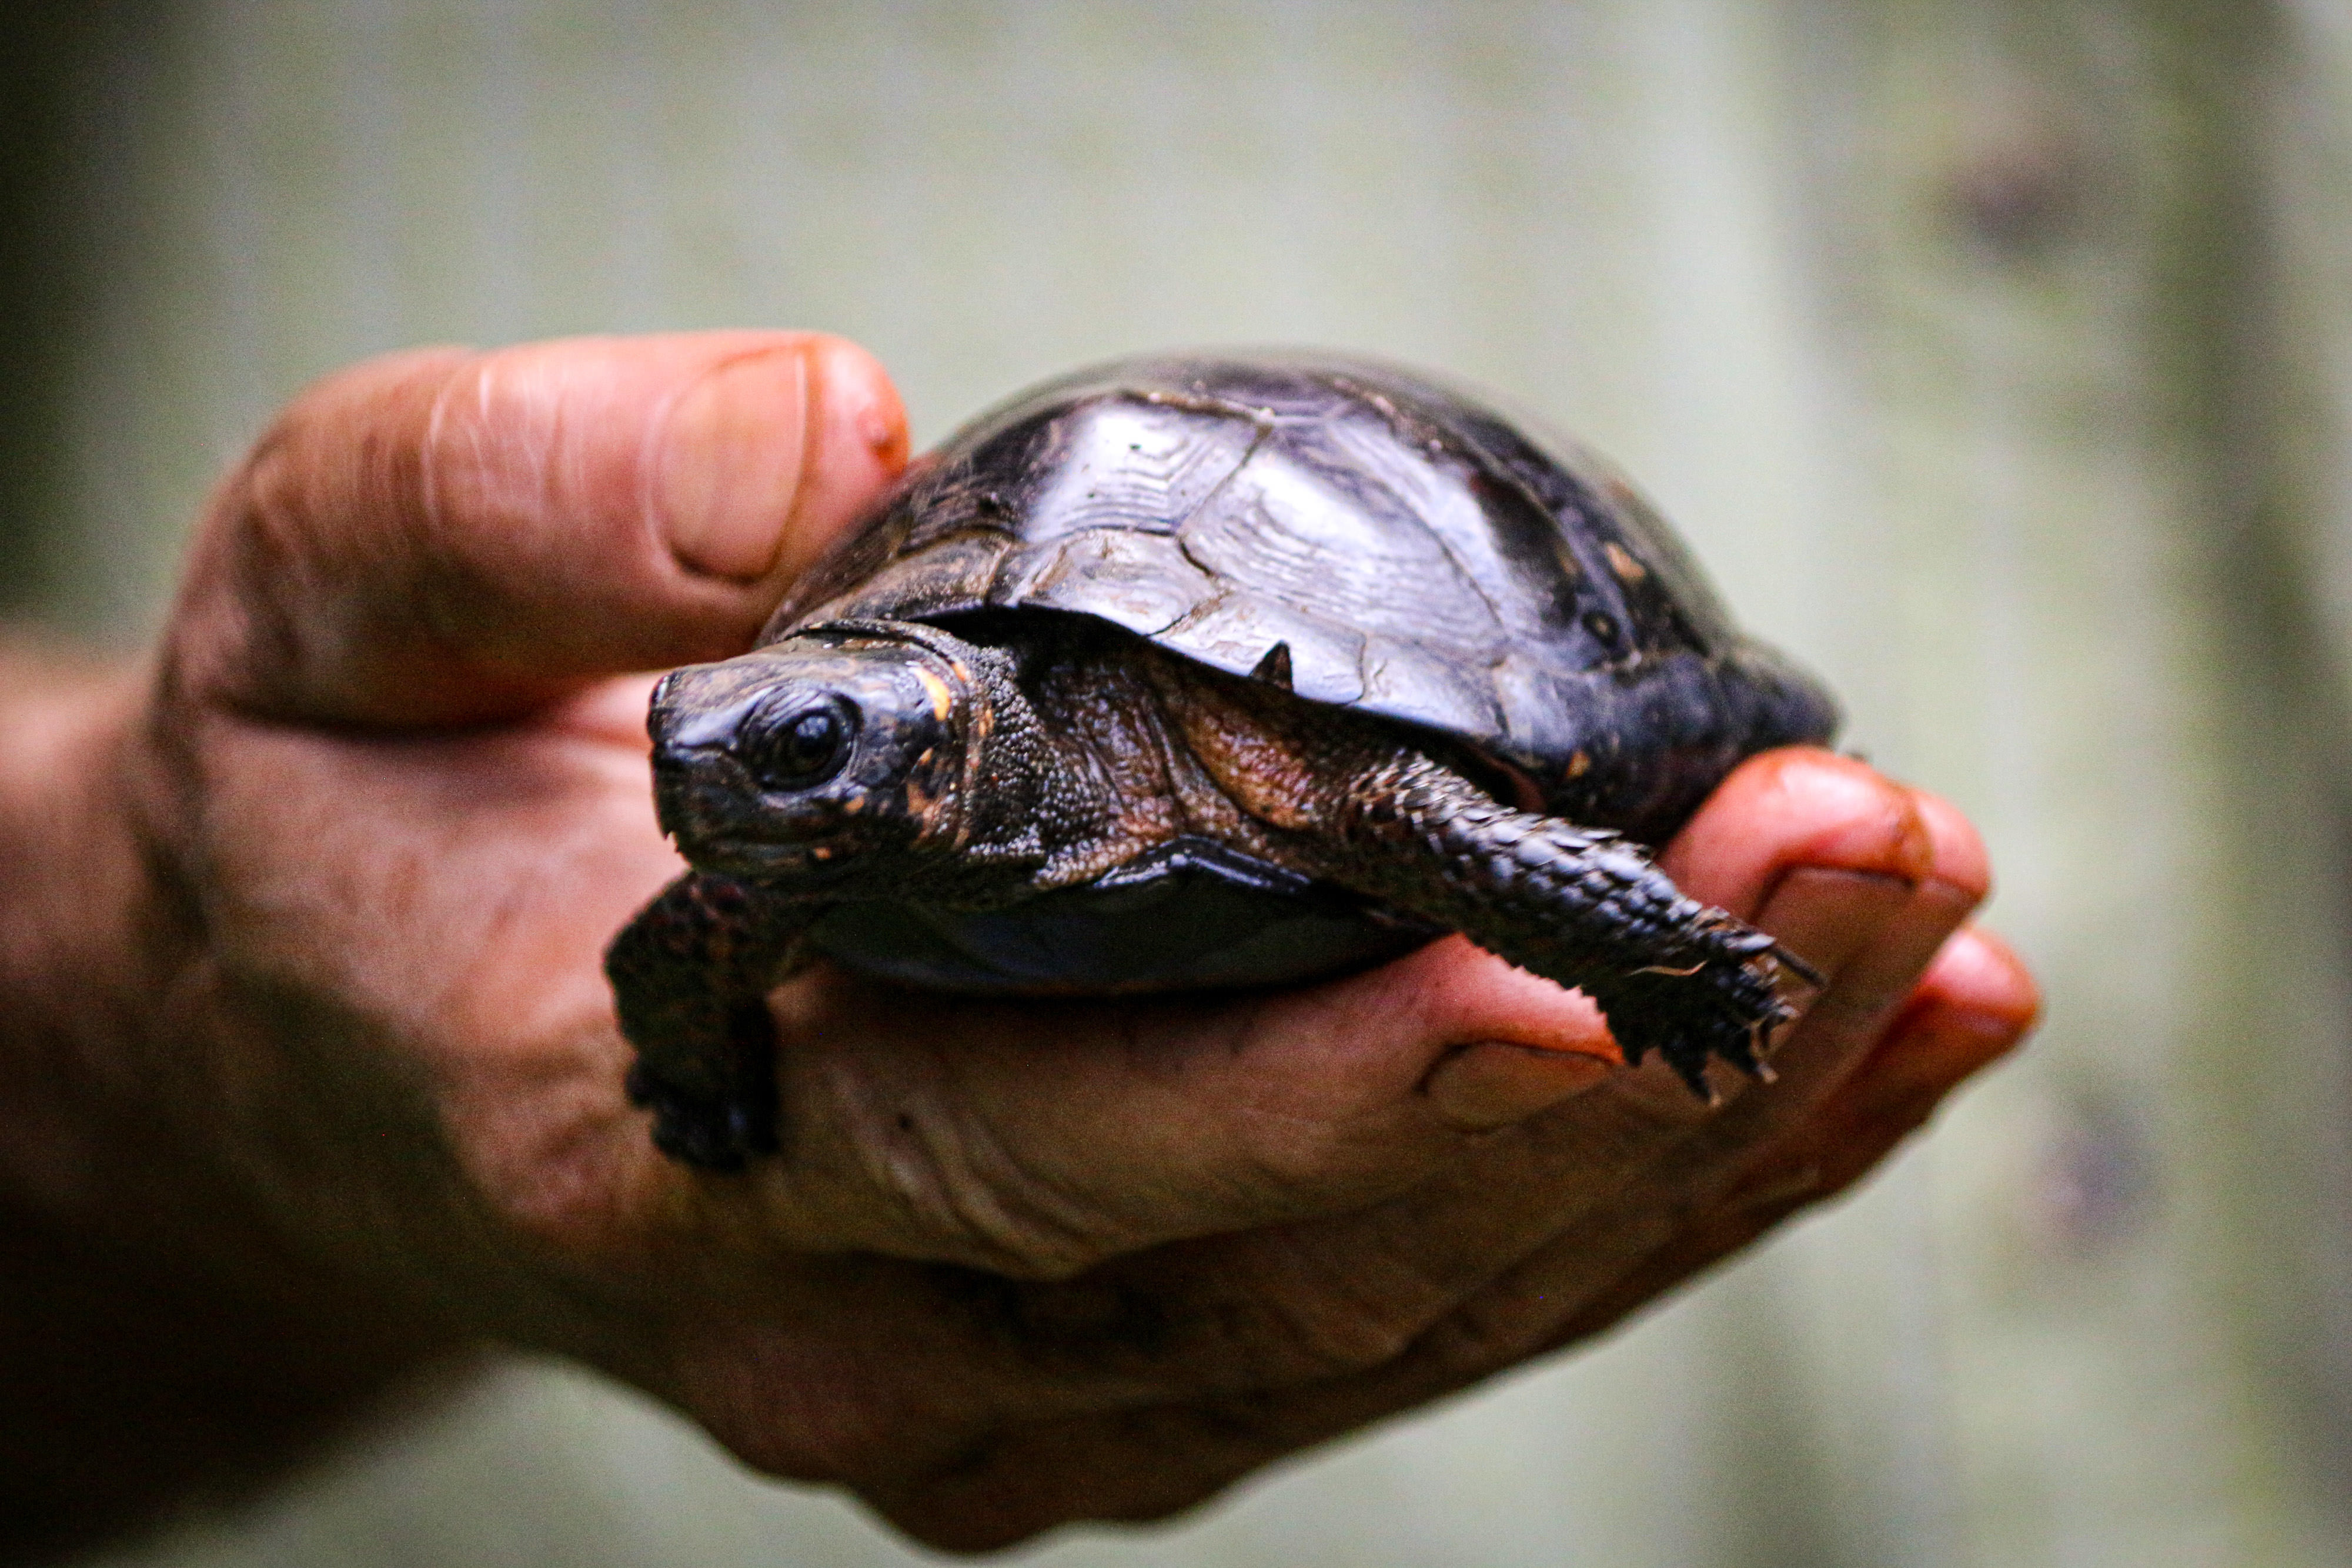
[3,333,2034,1555]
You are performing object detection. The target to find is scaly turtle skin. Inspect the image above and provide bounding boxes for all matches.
[609,354,1839,1170]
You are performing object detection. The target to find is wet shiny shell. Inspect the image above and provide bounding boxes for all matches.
[769,354,1837,844]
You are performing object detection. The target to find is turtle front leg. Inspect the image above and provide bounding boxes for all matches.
[1295,755,1812,1096]
[605,872,821,1170]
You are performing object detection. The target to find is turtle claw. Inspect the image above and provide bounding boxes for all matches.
[1595,952,1797,1104]
[624,1057,778,1174]
[1767,940,1825,989]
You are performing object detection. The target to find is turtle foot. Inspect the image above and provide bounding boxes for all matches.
[624,1059,779,1173]
[1583,924,1803,1099]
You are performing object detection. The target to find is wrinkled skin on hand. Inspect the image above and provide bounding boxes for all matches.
[0,333,2036,1560]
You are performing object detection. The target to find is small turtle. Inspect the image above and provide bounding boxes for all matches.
[609,353,1839,1170]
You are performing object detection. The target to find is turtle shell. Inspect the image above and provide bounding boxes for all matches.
[770,353,1838,844]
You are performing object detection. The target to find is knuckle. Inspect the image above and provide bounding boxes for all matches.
[791,1047,1125,1278]
[701,1390,913,1487]
[1245,1286,1431,1382]
[673,1334,983,1490]
[880,1411,1252,1552]
[1415,1291,1546,1380]
[878,1489,1063,1557]
[883,1116,1117,1278]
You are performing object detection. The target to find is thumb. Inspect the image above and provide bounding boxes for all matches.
[169,331,908,727]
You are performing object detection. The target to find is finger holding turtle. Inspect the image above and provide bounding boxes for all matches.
[730,764,2030,1550]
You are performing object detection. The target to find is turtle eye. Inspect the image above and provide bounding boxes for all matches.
[744,698,856,790]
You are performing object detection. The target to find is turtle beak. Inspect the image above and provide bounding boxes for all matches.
[646,671,774,863]
[651,683,765,773]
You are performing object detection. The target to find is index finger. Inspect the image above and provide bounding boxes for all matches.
[167,332,909,728]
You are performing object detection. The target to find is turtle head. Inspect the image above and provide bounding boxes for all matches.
[648,624,1017,885]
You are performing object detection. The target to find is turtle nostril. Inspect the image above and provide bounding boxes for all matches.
[656,691,766,762]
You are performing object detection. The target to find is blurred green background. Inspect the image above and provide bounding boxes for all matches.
[11,2,2352,1564]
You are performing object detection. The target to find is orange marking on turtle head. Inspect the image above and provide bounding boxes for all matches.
[914,667,956,723]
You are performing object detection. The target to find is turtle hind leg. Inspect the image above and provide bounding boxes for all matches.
[1297,754,1803,1095]
[606,872,816,1171]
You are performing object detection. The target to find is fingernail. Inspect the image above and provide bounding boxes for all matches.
[762,340,911,589]
[1424,1041,1615,1132]
[656,349,811,581]
[1752,867,1915,984]
[848,375,908,466]
[1822,880,1988,1027]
